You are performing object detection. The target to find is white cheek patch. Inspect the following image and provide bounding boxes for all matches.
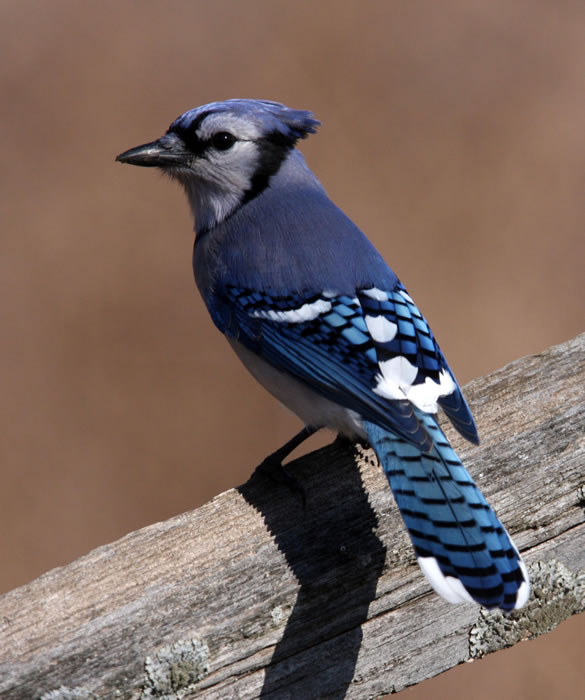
[195,140,260,204]
[417,556,476,604]
[365,315,397,343]
[252,299,332,323]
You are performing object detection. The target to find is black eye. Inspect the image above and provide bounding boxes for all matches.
[211,132,236,151]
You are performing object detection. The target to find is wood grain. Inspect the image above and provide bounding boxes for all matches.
[1,334,584,699]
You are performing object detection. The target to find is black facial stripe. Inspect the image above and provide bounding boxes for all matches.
[242,130,294,204]
[169,127,205,156]
[168,110,214,156]
[168,123,295,206]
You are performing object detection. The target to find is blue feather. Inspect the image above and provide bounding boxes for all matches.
[219,287,428,448]
[364,415,528,609]
[213,282,477,449]
[119,97,529,610]
[217,282,529,608]
[171,99,321,144]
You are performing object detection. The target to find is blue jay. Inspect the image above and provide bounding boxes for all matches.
[117,99,529,611]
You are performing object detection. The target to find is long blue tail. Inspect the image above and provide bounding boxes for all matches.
[363,414,529,610]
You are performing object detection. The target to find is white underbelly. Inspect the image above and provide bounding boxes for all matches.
[227,338,365,439]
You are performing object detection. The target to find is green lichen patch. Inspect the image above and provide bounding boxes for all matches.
[469,559,585,659]
[141,638,210,698]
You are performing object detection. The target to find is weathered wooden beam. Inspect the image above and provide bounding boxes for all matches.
[1,334,584,699]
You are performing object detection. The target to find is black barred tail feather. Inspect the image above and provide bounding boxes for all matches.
[363,414,529,610]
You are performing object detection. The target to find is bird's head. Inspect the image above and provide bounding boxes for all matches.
[116,99,320,233]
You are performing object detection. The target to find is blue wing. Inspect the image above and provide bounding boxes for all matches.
[211,281,478,450]
[357,284,479,444]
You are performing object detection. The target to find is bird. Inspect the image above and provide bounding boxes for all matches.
[116,98,529,611]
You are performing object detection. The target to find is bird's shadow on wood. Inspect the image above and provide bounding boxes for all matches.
[238,439,386,699]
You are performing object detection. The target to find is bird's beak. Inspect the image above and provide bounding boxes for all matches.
[116,137,190,168]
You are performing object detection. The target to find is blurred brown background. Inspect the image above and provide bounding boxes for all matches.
[1,1,583,697]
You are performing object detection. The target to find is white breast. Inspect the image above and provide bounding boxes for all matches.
[228,338,365,439]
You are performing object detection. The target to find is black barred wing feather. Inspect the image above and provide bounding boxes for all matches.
[357,283,479,444]
[216,283,530,610]
[221,286,429,449]
[217,282,477,449]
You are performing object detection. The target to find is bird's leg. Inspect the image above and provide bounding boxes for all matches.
[256,425,319,508]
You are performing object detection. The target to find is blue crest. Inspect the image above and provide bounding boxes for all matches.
[169,99,320,143]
